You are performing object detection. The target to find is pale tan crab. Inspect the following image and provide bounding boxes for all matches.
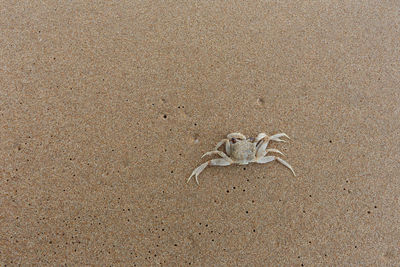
[187,132,295,184]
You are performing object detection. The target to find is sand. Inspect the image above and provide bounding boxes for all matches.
[1,1,399,266]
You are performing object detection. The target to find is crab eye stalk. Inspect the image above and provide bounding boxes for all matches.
[231,138,237,144]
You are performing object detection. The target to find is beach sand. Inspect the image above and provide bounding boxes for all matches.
[1,1,399,265]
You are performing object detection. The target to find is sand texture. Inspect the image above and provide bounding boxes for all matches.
[1,1,400,266]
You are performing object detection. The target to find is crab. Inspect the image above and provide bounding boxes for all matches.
[187,132,295,184]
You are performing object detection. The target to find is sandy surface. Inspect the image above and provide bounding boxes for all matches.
[1,1,399,266]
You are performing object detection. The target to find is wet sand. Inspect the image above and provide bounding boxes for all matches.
[1,1,399,265]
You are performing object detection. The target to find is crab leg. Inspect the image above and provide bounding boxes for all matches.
[187,158,232,185]
[270,133,290,141]
[256,146,286,158]
[255,133,267,142]
[255,156,296,176]
[256,133,290,151]
[264,148,285,156]
[214,139,231,155]
[256,132,289,142]
[201,150,231,161]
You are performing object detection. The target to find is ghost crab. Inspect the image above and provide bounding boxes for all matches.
[187,132,295,184]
